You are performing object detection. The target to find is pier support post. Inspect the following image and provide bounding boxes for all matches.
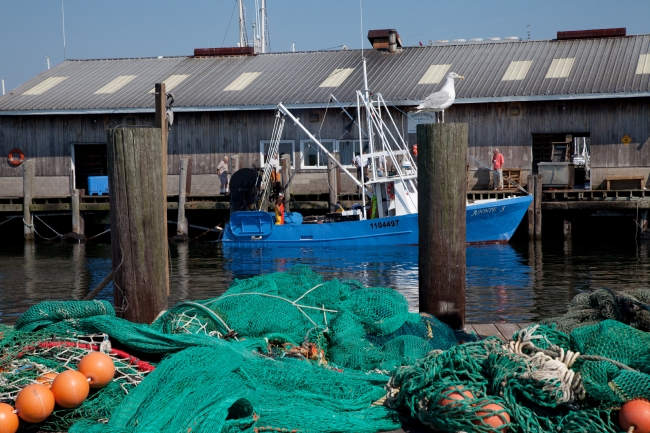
[534,174,543,239]
[22,160,35,240]
[417,123,468,330]
[154,83,170,295]
[526,175,535,239]
[281,154,292,212]
[107,127,169,323]
[563,218,571,239]
[71,189,85,237]
[327,152,340,211]
[232,154,241,174]
[176,156,190,239]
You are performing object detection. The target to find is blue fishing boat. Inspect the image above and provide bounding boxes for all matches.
[221,59,532,247]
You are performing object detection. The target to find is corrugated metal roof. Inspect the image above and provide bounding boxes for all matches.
[1,34,650,114]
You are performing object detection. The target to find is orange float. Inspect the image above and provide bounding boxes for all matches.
[0,403,19,433]
[78,351,115,389]
[437,385,475,408]
[14,384,55,423]
[50,370,89,409]
[619,399,650,433]
[35,372,58,389]
[474,402,511,432]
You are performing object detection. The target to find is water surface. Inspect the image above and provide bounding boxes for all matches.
[1,238,648,325]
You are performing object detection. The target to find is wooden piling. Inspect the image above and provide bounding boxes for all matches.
[176,156,190,238]
[417,123,468,330]
[154,83,170,294]
[534,174,543,239]
[22,160,35,240]
[232,154,241,173]
[639,209,649,238]
[526,175,535,240]
[281,154,291,212]
[106,127,168,324]
[327,152,339,211]
[563,218,572,239]
[71,189,85,237]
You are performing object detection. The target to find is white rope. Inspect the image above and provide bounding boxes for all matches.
[23,217,61,241]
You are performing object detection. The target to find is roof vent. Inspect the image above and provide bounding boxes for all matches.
[194,47,256,57]
[469,38,483,42]
[367,29,402,52]
[453,39,466,43]
[557,27,626,40]
[504,36,520,41]
[487,37,501,41]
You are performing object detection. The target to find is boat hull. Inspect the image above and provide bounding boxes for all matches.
[221,195,533,247]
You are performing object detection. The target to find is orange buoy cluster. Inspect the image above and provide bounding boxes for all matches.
[619,399,650,433]
[4,351,115,431]
[437,386,510,433]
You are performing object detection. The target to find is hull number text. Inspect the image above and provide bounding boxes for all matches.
[369,220,399,229]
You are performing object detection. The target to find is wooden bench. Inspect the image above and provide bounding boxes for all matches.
[605,175,645,190]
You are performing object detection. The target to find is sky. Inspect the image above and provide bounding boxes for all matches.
[1,0,648,93]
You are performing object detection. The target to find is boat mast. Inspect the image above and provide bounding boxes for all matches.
[238,0,247,48]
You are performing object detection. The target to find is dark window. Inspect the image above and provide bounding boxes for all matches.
[531,133,589,173]
[73,144,108,192]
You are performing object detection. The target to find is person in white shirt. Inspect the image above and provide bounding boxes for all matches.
[217,156,229,194]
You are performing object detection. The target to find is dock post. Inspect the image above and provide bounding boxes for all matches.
[176,156,190,239]
[534,174,543,239]
[106,127,168,323]
[526,175,535,240]
[563,218,571,239]
[281,154,291,212]
[639,210,649,238]
[154,83,170,295]
[232,154,241,174]
[22,160,35,240]
[417,123,468,330]
[327,152,339,211]
[71,189,85,237]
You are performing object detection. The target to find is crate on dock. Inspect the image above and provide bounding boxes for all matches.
[502,168,521,190]
[87,176,109,195]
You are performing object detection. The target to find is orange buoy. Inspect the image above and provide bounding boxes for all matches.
[437,385,475,408]
[78,352,115,389]
[14,384,55,423]
[0,403,19,433]
[474,402,511,432]
[35,372,58,389]
[50,370,89,409]
[619,399,650,433]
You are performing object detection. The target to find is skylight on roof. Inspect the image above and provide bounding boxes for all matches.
[22,77,69,95]
[418,64,451,84]
[223,72,262,91]
[319,68,354,88]
[148,74,190,93]
[545,58,575,78]
[95,75,138,94]
[501,60,533,81]
[636,54,650,74]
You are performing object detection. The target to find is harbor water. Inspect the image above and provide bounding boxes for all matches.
[1,237,648,325]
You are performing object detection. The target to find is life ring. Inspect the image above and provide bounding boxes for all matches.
[413,143,418,157]
[387,183,395,200]
[7,148,25,166]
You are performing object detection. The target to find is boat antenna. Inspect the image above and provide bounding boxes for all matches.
[359,0,369,97]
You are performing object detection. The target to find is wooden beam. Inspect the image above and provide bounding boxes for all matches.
[106,127,168,324]
[327,152,339,212]
[534,174,543,239]
[526,174,535,239]
[154,82,171,296]
[281,154,291,212]
[176,156,190,238]
[417,123,468,330]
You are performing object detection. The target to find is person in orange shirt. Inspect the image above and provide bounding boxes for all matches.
[492,148,504,190]
[274,193,285,225]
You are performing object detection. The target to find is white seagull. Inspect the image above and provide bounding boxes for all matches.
[414,72,465,123]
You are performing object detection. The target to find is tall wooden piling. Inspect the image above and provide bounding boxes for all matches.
[281,154,291,212]
[176,156,190,238]
[107,127,168,323]
[526,175,535,239]
[534,174,543,239]
[417,123,468,330]
[327,152,340,211]
[22,160,35,240]
[71,189,85,237]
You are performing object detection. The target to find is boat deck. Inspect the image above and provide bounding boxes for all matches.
[387,322,531,433]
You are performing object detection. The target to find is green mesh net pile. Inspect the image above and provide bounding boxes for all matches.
[0,265,456,432]
[3,266,650,432]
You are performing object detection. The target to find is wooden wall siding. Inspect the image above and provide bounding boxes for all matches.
[1,99,648,190]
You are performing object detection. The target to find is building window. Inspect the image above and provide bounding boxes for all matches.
[338,140,369,168]
[531,133,589,173]
[300,139,336,169]
[260,140,295,168]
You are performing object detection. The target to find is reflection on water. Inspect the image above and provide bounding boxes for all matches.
[1,238,649,325]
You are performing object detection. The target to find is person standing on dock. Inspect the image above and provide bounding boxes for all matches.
[492,148,504,190]
[217,156,230,194]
